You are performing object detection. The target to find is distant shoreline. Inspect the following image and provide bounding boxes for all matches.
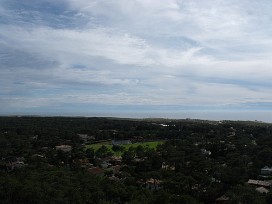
[0,114,271,124]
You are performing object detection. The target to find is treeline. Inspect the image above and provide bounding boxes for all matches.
[0,165,168,204]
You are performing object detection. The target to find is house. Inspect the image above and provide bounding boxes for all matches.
[40,147,49,151]
[161,162,175,170]
[256,187,269,194]
[31,154,45,158]
[31,135,38,140]
[134,158,146,163]
[96,157,115,168]
[55,145,72,152]
[88,167,105,176]
[108,176,120,181]
[4,157,25,171]
[143,178,163,191]
[6,161,25,171]
[132,136,143,142]
[261,166,272,176]
[112,165,122,175]
[211,177,221,183]
[112,140,131,145]
[248,179,272,188]
[100,160,111,169]
[74,158,93,168]
[78,134,95,142]
[201,149,211,156]
[78,134,88,142]
[30,154,46,163]
[216,195,230,203]
[107,156,122,165]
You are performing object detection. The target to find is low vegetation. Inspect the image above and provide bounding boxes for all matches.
[85,141,164,156]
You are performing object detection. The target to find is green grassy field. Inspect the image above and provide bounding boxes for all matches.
[85,141,164,156]
[85,141,112,151]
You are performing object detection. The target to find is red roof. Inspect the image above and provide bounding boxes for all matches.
[146,178,162,185]
[88,167,105,175]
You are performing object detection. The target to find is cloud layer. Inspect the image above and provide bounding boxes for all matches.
[1,0,272,120]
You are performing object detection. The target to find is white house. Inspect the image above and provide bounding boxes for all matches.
[261,166,272,176]
[55,145,72,152]
[143,178,163,190]
[112,140,131,145]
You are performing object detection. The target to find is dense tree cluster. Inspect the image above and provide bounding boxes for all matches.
[1,117,272,203]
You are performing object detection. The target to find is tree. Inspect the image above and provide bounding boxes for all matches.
[122,150,135,164]
[96,145,113,158]
[86,148,95,161]
[112,145,125,154]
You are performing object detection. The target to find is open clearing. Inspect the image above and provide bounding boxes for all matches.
[85,141,164,155]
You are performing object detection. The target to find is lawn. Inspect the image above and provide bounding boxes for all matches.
[122,141,164,150]
[85,141,112,152]
[85,140,164,156]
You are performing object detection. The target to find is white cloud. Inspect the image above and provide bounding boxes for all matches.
[1,0,272,116]
[1,24,210,68]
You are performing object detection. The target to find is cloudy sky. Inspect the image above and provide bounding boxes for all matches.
[1,0,272,121]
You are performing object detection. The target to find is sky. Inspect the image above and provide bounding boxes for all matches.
[0,0,272,121]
